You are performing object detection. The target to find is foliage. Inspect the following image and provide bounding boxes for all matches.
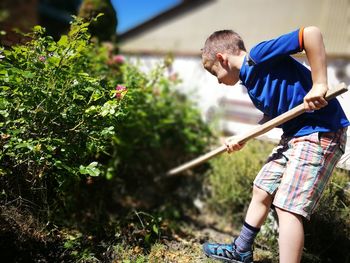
[0,15,214,262]
[0,18,117,208]
[0,15,212,224]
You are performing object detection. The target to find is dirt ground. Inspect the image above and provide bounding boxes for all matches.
[0,204,276,263]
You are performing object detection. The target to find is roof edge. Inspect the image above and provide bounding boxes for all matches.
[117,0,214,42]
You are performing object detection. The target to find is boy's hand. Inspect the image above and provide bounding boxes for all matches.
[303,83,328,111]
[224,136,245,153]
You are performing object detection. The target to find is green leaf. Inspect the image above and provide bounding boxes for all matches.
[33,25,44,33]
[79,162,101,177]
[0,86,10,91]
[101,126,115,137]
[47,45,57,52]
[106,167,114,180]
[0,69,8,75]
[73,92,85,101]
[152,224,159,235]
[93,13,104,22]
[22,71,34,79]
[15,142,33,151]
[47,56,60,66]
[144,233,151,245]
[85,105,99,115]
[100,101,117,117]
[0,110,9,118]
[58,35,68,47]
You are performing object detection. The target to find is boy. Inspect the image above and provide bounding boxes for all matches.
[201,27,349,263]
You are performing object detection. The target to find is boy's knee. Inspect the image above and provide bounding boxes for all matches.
[252,185,268,196]
[252,185,272,204]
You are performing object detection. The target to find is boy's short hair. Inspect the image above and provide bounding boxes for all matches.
[202,30,246,63]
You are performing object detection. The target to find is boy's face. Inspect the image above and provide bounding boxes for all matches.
[203,56,239,86]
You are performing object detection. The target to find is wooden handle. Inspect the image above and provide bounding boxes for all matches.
[167,83,348,176]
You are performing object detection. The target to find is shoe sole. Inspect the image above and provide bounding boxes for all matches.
[204,251,248,263]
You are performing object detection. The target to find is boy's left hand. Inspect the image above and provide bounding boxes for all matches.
[224,136,246,153]
[303,83,328,111]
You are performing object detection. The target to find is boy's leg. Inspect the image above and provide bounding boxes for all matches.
[232,138,290,252]
[233,186,272,252]
[272,128,347,262]
[245,185,273,227]
[276,207,304,263]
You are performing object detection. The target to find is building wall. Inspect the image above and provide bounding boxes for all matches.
[120,0,350,57]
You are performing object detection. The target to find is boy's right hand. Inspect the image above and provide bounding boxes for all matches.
[303,83,328,111]
[224,136,246,153]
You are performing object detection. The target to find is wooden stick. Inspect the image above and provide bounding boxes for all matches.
[167,83,348,176]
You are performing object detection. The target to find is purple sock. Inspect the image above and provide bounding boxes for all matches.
[234,221,260,252]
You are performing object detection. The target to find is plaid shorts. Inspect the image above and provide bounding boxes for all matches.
[254,127,347,219]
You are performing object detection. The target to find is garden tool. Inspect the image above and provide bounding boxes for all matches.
[166,82,348,177]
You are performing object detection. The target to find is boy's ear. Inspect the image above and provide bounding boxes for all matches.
[216,53,227,65]
[216,53,224,61]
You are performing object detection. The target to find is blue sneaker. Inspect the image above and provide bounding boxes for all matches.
[202,240,253,263]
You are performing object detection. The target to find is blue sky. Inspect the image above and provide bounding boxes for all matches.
[111,0,181,34]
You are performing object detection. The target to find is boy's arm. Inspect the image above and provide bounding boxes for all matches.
[303,26,328,111]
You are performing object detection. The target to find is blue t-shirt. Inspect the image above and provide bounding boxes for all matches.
[239,28,349,136]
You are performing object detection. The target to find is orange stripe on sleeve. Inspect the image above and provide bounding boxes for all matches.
[299,27,305,50]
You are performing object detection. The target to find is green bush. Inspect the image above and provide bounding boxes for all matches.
[0,16,212,221]
[0,17,214,261]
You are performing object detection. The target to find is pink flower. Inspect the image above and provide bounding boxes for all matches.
[169,72,178,82]
[112,55,125,64]
[38,56,46,62]
[115,85,127,99]
[116,84,126,91]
